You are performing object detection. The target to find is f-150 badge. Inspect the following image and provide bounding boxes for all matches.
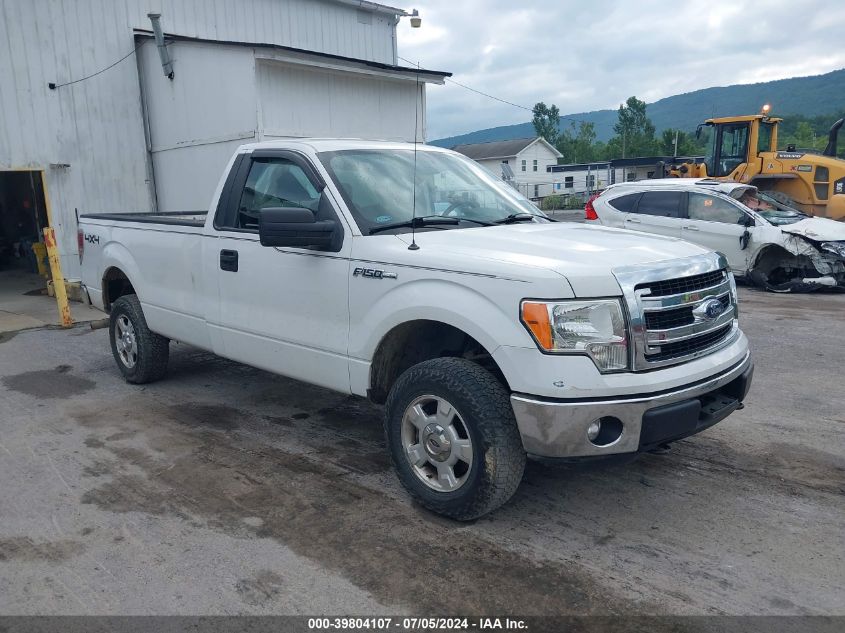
[353,267,397,279]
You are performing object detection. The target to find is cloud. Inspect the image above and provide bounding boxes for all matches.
[397,0,845,140]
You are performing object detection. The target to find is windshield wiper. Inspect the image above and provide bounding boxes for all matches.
[494,212,537,224]
[453,217,495,227]
[368,215,459,235]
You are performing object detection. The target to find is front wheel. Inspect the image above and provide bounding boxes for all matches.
[109,295,169,384]
[384,358,526,520]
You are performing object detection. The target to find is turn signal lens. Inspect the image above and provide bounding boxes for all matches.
[521,302,553,350]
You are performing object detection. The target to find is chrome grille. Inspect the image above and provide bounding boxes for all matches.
[645,324,733,362]
[644,295,730,330]
[614,254,740,370]
[635,269,726,297]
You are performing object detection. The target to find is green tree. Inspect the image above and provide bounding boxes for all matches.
[793,121,815,147]
[775,108,845,157]
[555,121,597,163]
[660,128,704,157]
[532,102,561,146]
[612,96,658,157]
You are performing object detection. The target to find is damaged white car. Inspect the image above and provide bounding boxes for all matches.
[587,178,845,292]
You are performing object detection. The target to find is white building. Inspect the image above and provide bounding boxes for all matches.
[451,137,562,200]
[0,0,447,282]
[545,155,708,201]
[546,162,616,197]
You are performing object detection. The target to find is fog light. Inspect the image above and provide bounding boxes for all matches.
[587,416,624,447]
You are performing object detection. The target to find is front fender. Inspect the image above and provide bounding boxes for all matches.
[350,277,535,363]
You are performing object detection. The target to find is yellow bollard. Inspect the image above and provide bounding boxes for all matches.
[43,227,73,328]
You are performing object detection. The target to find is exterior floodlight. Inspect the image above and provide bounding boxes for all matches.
[410,9,421,28]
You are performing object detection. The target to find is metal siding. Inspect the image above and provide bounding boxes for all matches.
[0,0,401,278]
[140,0,395,63]
[140,42,257,151]
[257,60,421,142]
[138,41,259,212]
[152,140,248,213]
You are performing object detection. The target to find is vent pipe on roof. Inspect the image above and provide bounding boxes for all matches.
[147,13,174,80]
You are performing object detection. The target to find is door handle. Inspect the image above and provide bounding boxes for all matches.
[220,249,239,272]
[626,218,641,224]
[683,225,699,231]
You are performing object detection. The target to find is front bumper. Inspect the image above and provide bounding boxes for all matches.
[510,352,753,459]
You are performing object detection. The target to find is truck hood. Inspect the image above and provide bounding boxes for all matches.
[396,222,710,296]
[780,217,845,242]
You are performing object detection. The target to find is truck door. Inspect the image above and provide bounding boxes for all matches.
[682,192,750,273]
[205,150,352,393]
[705,122,750,178]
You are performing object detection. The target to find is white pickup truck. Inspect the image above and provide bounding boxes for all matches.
[79,139,753,520]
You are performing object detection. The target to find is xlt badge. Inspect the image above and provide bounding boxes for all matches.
[353,267,397,280]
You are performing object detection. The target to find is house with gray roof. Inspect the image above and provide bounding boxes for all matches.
[451,137,562,200]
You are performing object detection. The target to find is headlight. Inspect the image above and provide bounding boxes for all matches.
[521,299,629,372]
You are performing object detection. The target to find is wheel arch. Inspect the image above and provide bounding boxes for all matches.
[101,266,137,312]
[368,319,510,404]
[98,241,144,312]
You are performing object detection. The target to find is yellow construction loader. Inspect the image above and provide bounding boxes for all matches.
[666,108,845,220]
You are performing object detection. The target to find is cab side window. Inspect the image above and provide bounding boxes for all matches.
[237,159,321,230]
[688,193,746,224]
[635,191,683,217]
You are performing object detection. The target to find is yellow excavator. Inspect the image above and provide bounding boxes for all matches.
[666,107,845,220]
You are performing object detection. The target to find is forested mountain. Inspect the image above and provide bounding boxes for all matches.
[432,68,845,148]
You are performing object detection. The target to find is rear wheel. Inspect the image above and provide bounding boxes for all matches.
[384,357,526,520]
[109,295,169,384]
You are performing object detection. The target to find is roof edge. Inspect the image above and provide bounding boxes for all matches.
[527,136,563,158]
[452,136,536,149]
[133,30,451,79]
[331,0,408,16]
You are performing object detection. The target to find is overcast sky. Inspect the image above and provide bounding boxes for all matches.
[396,0,845,141]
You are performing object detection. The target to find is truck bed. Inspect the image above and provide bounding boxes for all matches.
[81,211,207,227]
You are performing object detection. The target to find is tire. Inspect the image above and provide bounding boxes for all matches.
[384,357,526,521]
[109,294,169,384]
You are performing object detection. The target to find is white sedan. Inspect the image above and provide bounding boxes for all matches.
[586,179,845,291]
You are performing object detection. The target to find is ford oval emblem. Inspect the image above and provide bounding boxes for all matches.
[693,298,725,321]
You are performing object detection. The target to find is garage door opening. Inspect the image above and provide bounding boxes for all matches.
[0,170,51,312]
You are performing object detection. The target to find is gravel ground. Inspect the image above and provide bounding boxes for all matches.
[0,286,843,616]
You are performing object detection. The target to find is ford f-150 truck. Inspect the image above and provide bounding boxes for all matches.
[79,139,753,520]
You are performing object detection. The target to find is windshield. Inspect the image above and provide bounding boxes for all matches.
[318,149,546,234]
[738,190,808,226]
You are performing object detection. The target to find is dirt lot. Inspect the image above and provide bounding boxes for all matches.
[0,287,843,616]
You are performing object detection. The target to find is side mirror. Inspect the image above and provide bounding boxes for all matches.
[259,207,336,250]
[742,215,756,227]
